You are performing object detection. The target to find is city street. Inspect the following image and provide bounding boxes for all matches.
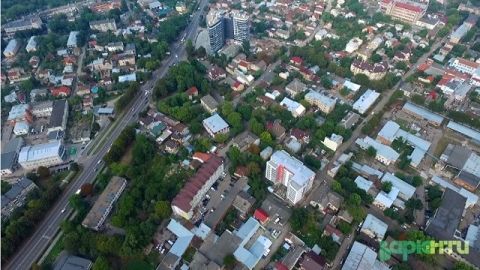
[4,0,208,268]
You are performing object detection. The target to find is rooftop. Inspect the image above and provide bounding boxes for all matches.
[402,102,444,125]
[361,214,388,241]
[426,188,466,240]
[447,121,480,142]
[381,173,415,201]
[203,114,229,133]
[270,150,315,187]
[18,140,64,164]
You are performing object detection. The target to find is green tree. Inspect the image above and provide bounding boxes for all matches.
[382,181,392,193]
[154,201,172,220]
[366,146,377,157]
[93,256,110,270]
[406,198,423,210]
[260,131,273,145]
[221,102,234,116]
[37,166,50,178]
[214,133,229,143]
[348,193,361,206]
[223,254,236,269]
[371,54,382,63]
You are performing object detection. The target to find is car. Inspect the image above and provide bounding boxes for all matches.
[61,207,66,213]
[220,194,225,200]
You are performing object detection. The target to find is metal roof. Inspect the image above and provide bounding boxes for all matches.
[18,140,63,163]
[203,114,229,133]
[381,173,415,201]
[447,121,480,142]
[361,214,388,241]
[167,219,194,257]
[402,102,444,125]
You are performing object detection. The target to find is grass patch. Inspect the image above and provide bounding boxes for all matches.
[433,136,449,158]
[120,144,134,165]
[43,234,64,265]
[126,259,154,270]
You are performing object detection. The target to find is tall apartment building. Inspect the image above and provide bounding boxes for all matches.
[172,156,224,220]
[18,140,66,170]
[265,150,315,204]
[232,11,249,42]
[379,0,427,24]
[207,11,225,53]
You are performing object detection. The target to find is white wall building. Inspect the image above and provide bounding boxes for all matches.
[13,121,30,136]
[18,140,66,170]
[280,97,306,118]
[202,114,230,137]
[360,214,388,242]
[323,133,343,151]
[25,36,38,52]
[305,90,336,114]
[356,136,400,165]
[265,150,315,204]
[345,37,363,53]
[353,89,380,114]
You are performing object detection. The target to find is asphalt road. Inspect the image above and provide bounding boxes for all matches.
[5,1,208,269]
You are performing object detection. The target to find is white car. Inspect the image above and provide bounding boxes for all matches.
[61,207,66,213]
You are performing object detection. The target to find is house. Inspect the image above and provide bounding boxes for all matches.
[290,128,310,144]
[53,254,92,270]
[185,86,199,99]
[360,214,388,241]
[231,131,260,151]
[285,79,307,97]
[305,90,336,114]
[3,39,21,58]
[233,191,256,218]
[340,112,360,129]
[253,208,269,224]
[345,37,363,53]
[323,133,343,151]
[89,19,117,32]
[200,95,219,114]
[316,192,343,214]
[280,97,306,118]
[208,66,227,81]
[26,36,38,53]
[356,136,400,165]
[266,120,286,140]
[350,60,388,80]
[232,81,245,91]
[165,140,180,154]
[290,56,303,66]
[342,241,389,270]
[50,86,71,97]
[299,251,326,270]
[202,114,229,137]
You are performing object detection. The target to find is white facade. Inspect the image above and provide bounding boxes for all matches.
[18,140,65,170]
[202,114,229,137]
[26,36,37,52]
[13,121,30,136]
[356,136,400,165]
[305,90,336,114]
[233,12,249,42]
[67,31,79,48]
[360,214,388,241]
[265,150,315,204]
[3,39,20,58]
[280,97,306,118]
[450,58,480,75]
[323,133,343,151]
[345,37,363,53]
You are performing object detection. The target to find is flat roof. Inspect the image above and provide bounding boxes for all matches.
[305,90,336,107]
[402,102,444,125]
[447,121,480,142]
[53,254,92,270]
[431,175,478,208]
[167,219,194,257]
[49,100,67,128]
[203,114,229,133]
[82,176,127,230]
[426,188,466,240]
[270,150,315,187]
[353,89,380,114]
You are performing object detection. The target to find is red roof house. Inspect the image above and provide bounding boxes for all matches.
[290,56,303,66]
[186,86,199,99]
[253,208,269,224]
[50,86,71,97]
[192,152,211,163]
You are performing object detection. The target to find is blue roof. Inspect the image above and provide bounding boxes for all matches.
[403,102,444,125]
[91,86,99,94]
[167,219,194,257]
[447,121,480,142]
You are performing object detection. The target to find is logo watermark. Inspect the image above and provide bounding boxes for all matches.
[379,240,469,261]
